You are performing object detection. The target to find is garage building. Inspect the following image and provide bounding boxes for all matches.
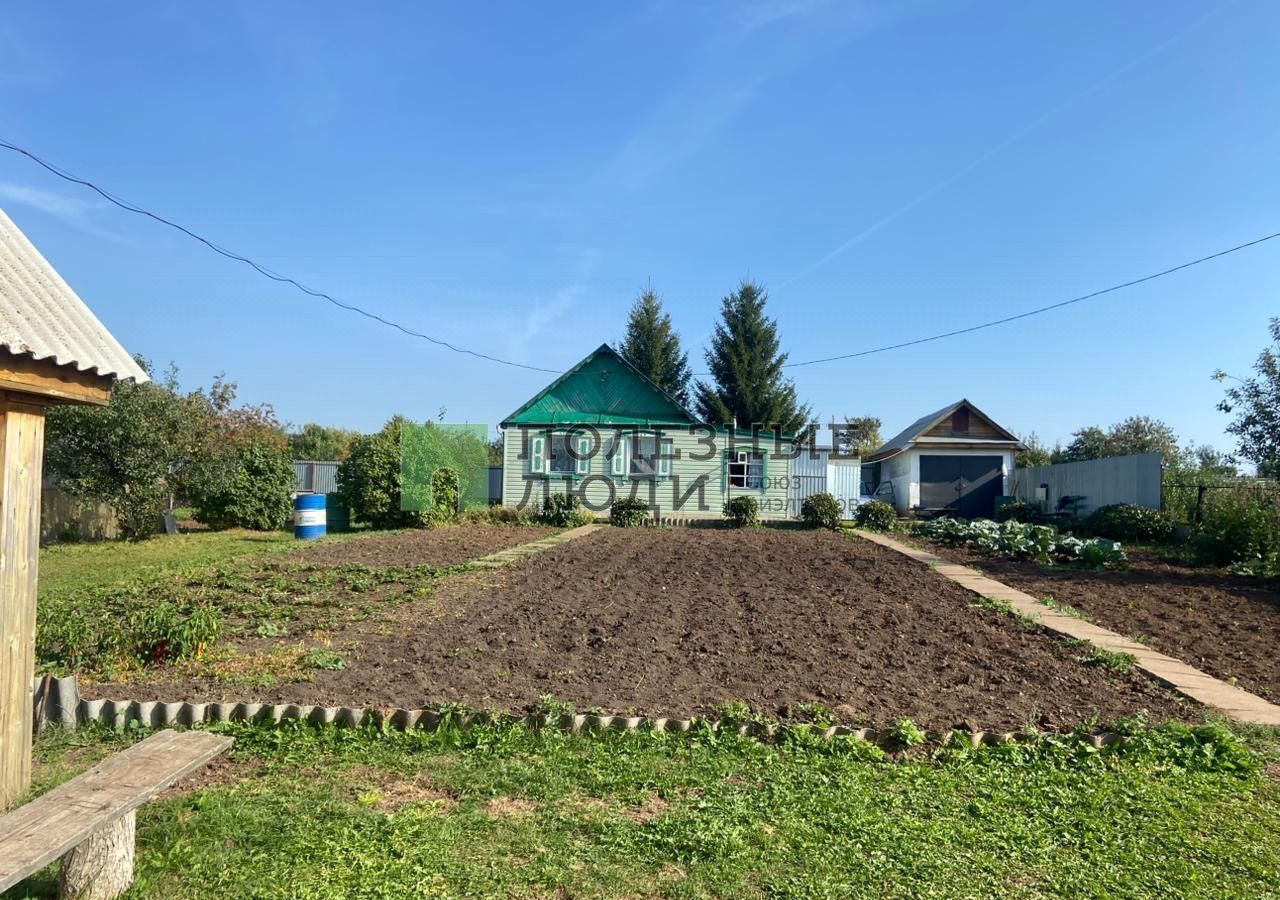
[862,400,1025,519]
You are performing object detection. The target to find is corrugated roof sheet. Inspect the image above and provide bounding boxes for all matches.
[0,207,147,382]
[501,344,696,427]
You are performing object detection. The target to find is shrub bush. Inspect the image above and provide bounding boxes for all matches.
[1193,494,1279,572]
[334,416,429,529]
[190,437,295,531]
[995,500,1041,524]
[425,467,459,527]
[1086,504,1176,544]
[611,497,652,527]
[724,496,759,528]
[801,492,843,531]
[854,500,896,531]
[459,505,534,526]
[540,492,593,527]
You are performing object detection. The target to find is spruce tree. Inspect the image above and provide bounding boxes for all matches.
[694,280,811,436]
[619,287,692,406]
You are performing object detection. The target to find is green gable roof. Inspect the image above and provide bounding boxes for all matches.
[501,344,698,428]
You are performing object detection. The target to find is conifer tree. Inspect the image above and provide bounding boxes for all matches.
[694,280,811,436]
[619,287,692,406]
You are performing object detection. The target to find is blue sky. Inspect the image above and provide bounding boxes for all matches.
[1,1,1276,454]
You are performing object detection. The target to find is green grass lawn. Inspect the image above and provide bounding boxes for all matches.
[6,721,1280,899]
[38,529,299,599]
[34,529,465,687]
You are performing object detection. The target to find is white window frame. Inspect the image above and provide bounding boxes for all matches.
[610,434,628,477]
[728,450,765,489]
[626,432,673,479]
[529,432,546,474]
[547,431,578,476]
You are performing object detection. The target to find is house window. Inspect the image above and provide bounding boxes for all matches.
[629,434,672,478]
[728,450,764,489]
[548,432,577,475]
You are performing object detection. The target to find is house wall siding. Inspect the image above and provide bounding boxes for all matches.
[502,426,793,518]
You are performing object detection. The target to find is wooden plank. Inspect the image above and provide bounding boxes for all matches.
[0,352,111,406]
[0,730,233,891]
[0,400,45,811]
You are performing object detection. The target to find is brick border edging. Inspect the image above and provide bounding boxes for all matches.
[853,529,1280,727]
[33,676,1132,752]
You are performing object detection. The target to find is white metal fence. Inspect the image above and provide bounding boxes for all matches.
[786,451,862,518]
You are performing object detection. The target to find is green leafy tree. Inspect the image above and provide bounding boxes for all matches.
[1016,432,1054,468]
[832,416,882,457]
[189,438,295,530]
[1217,318,1280,476]
[694,280,811,437]
[334,416,428,529]
[618,288,692,406]
[1053,426,1109,463]
[1053,417,1180,464]
[44,359,206,540]
[488,437,504,466]
[187,380,295,530]
[1104,416,1181,459]
[288,423,356,461]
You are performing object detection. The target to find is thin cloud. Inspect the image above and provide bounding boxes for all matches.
[0,182,123,240]
[781,5,1223,288]
[506,286,581,364]
[733,0,832,34]
[604,2,879,192]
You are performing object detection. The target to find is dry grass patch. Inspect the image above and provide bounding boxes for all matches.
[484,796,538,819]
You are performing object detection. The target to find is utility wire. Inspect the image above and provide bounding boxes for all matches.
[3,138,1277,378]
[778,229,1280,369]
[0,138,562,374]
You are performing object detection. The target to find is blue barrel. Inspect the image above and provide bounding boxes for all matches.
[293,494,326,540]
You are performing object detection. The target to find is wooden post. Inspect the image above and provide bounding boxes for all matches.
[0,395,46,811]
[57,811,136,900]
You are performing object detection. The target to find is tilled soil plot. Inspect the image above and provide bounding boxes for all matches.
[919,540,1280,701]
[102,528,1188,730]
[291,525,559,568]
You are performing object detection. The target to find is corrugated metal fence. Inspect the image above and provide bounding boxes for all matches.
[787,451,862,518]
[1010,453,1162,515]
[293,460,340,494]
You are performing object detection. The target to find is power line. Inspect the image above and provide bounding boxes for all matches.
[3,138,1276,380]
[777,229,1280,369]
[0,138,562,374]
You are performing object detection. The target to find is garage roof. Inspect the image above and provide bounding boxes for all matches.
[865,399,1022,462]
[0,208,147,383]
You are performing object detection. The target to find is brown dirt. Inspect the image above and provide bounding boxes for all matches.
[916,539,1280,700]
[158,755,265,798]
[290,525,559,568]
[90,528,1186,731]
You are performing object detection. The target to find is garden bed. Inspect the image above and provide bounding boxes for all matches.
[288,524,559,568]
[916,539,1280,701]
[85,528,1188,730]
[39,525,560,689]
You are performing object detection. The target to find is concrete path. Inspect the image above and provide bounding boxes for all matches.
[855,529,1280,726]
[470,523,602,569]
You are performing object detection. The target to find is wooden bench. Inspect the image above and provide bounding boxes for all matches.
[0,729,233,899]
